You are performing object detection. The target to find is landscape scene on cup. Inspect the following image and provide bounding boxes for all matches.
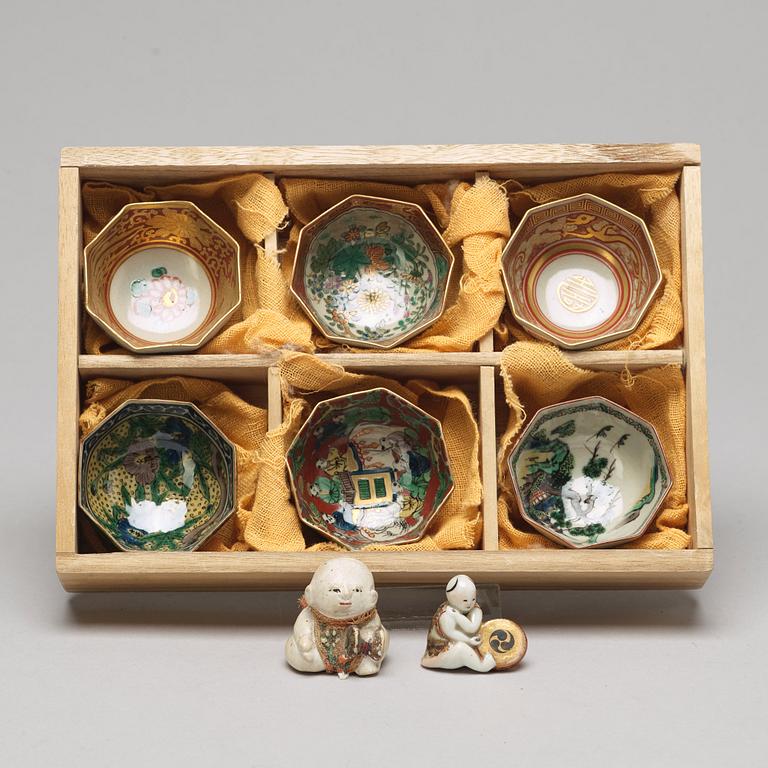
[510,399,670,548]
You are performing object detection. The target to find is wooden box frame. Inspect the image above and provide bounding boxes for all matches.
[56,144,712,591]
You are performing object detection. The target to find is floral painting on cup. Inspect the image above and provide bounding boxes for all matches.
[128,266,200,334]
[79,400,237,551]
[286,388,454,549]
[291,196,453,349]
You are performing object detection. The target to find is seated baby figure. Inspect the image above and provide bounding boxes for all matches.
[285,557,389,679]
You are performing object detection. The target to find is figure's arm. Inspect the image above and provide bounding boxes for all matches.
[361,614,388,642]
[360,614,389,657]
[466,605,483,633]
[453,607,482,634]
[439,609,481,646]
[292,608,316,655]
[361,613,381,630]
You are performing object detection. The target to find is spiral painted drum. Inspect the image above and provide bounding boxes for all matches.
[478,619,528,670]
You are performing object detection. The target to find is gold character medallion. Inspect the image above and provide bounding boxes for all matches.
[557,274,599,313]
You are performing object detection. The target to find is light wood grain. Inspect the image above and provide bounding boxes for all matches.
[479,367,500,550]
[680,166,713,549]
[61,144,701,184]
[267,367,282,431]
[79,354,274,381]
[474,171,496,358]
[475,174,499,550]
[478,332,494,353]
[565,349,684,371]
[262,196,284,433]
[78,349,684,382]
[55,549,714,591]
[56,168,81,555]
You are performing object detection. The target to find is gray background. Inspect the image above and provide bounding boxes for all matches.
[0,1,764,765]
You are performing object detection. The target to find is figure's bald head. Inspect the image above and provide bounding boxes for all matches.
[309,558,375,591]
[305,557,378,618]
[445,574,477,613]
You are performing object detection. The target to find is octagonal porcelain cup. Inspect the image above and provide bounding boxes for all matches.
[291,195,454,349]
[84,201,241,353]
[286,388,454,549]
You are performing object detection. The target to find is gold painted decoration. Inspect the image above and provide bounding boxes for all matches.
[557,274,599,313]
[501,194,662,350]
[84,201,241,353]
[478,619,528,670]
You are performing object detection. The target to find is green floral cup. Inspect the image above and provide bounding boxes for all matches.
[79,400,237,551]
[291,196,454,349]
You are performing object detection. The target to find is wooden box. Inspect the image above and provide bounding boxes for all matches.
[56,144,712,591]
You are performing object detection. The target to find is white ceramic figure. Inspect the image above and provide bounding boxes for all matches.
[285,557,389,679]
[422,575,528,672]
[421,574,496,672]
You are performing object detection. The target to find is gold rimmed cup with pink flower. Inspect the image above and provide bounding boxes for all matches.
[84,201,241,353]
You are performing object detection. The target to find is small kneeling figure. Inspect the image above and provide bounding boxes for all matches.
[422,574,527,672]
[285,557,389,679]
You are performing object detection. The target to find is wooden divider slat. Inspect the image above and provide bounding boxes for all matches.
[474,174,500,550]
[267,367,282,431]
[78,349,684,381]
[479,366,499,551]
